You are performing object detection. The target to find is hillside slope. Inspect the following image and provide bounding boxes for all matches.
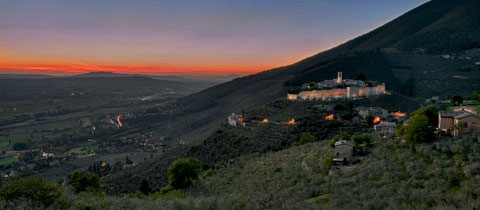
[191,134,480,209]
[164,0,480,141]
[104,0,480,193]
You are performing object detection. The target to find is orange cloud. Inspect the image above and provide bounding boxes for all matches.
[0,61,272,75]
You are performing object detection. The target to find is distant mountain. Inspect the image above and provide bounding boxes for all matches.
[69,71,132,78]
[0,74,57,79]
[70,71,238,84]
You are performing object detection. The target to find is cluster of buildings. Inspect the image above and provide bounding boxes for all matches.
[438,106,480,136]
[0,150,74,178]
[287,72,387,101]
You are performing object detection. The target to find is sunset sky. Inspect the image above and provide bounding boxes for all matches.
[0,0,428,75]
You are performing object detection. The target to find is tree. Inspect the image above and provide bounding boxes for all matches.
[167,158,202,189]
[294,132,315,146]
[356,73,366,81]
[470,92,480,102]
[403,114,437,143]
[0,176,70,209]
[330,131,352,147]
[451,95,464,105]
[352,133,374,146]
[453,121,468,134]
[347,101,354,113]
[67,171,101,193]
[333,104,346,112]
[125,156,133,164]
[12,142,27,151]
[366,115,375,126]
[138,179,151,195]
[412,105,439,127]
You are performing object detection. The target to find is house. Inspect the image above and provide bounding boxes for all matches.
[451,106,478,115]
[227,113,245,127]
[332,140,355,166]
[438,107,480,136]
[442,55,451,59]
[374,122,397,133]
[356,107,388,119]
[476,62,480,66]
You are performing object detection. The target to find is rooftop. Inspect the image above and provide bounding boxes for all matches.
[440,110,476,119]
[335,140,355,147]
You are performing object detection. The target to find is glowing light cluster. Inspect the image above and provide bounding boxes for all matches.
[325,114,335,121]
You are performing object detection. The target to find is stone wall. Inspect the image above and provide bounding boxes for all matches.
[298,88,348,100]
[287,84,386,101]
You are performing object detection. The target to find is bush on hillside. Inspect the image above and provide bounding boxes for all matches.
[12,142,27,151]
[168,158,202,189]
[68,171,101,194]
[471,92,480,102]
[294,132,315,146]
[0,176,70,209]
[138,179,151,195]
[366,115,375,126]
[451,95,464,106]
[352,133,374,146]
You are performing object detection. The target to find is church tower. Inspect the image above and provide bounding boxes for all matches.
[337,72,343,83]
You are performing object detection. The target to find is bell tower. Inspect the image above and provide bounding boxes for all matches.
[337,72,343,83]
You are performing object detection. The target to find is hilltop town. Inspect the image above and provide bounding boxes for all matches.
[287,72,386,101]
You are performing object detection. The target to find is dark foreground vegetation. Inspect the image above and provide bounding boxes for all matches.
[2,132,480,209]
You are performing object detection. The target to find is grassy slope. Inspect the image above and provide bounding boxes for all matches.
[191,134,480,209]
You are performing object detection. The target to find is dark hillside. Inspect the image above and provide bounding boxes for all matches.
[347,0,466,52]
[163,0,480,141]
[396,0,480,52]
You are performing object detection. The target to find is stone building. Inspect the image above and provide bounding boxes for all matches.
[356,107,389,119]
[333,140,355,166]
[438,106,480,136]
[287,72,386,101]
[374,122,397,133]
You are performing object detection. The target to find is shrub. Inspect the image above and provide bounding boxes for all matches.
[352,133,374,146]
[67,171,101,193]
[12,142,27,151]
[451,95,464,106]
[294,132,316,146]
[366,115,375,126]
[0,176,70,209]
[167,158,202,189]
[138,179,151,195]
